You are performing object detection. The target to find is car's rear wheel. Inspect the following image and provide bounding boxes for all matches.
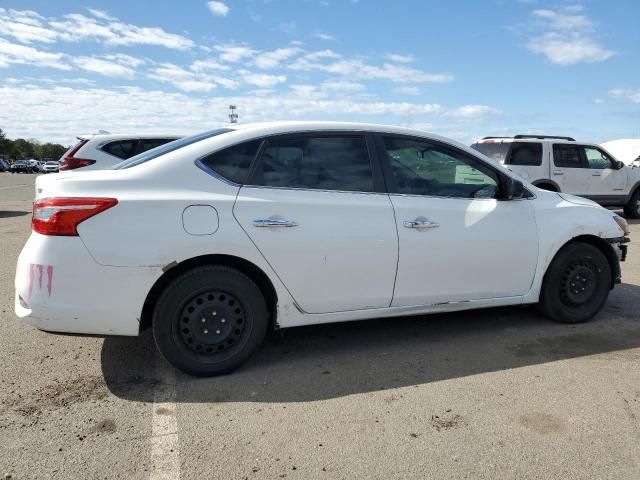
[539,242,611,324]
[152,265,268,376]
[623,189,640,219]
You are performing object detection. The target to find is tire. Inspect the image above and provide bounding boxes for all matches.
[152,265,268,376]
[623,189,640,219]
[539,242,611,324]
[535,183,557,192]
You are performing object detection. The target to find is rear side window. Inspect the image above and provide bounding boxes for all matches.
[253,136,374,192]
[553,144,583,168]
[199,140,262,184]
[508,142,542,166]
[139,138,176,153]
[102,140,139,159]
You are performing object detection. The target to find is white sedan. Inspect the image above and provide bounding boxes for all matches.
[15,122,630,376]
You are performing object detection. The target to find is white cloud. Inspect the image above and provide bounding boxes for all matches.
[73,55,143,78]
[527,32,614,65]
[395,86,421,95]
[0,84,497,144]
[321,80,365,92]
[525,5,614,65]
[386,53,415,63]
[609,88,640,104]
[207,1,230,17]
[241,72,287,88]
[254,47,301,69]
[289,54,453,84]
[0,8,193,50]
[214,44,257,62]
[0,8,57,43]
[446,105,500,119]
[313,32,335,41]
[0,38,69,70]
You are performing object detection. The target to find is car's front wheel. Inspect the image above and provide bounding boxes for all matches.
[152,265,268,376]
[539,242,611,324]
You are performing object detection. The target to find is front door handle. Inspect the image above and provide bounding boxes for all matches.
[403,219,440,229]
[553,170,564,176]
[592,171,602,176]
[253,218,298,228]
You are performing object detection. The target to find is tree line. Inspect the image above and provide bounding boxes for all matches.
[0,128,69,161]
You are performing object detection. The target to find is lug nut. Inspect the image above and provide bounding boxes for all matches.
[212,311,217,316]
[216,329,221,335]
[201,318,206,323]
[221,318,226,324]
[203,329,209,334]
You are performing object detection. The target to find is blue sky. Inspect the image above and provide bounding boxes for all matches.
[0,0,638,145]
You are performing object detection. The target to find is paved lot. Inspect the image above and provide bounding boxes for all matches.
[1,172,640,479]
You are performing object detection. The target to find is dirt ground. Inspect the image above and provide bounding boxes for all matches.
[1,172,639,479]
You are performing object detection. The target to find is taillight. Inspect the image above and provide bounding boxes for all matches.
[60,158,95,170]
[59,139,94,170]
[32,197,118,236]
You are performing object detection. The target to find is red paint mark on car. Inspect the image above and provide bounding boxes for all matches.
[28,263,53,298]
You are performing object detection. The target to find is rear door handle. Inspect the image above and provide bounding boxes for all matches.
[403,219,440,229]
[253,218,298,228]
[592,172,602,176]
[553,170,564,176]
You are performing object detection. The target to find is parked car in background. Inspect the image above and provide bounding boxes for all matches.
[41,161,60,173]
[10,160,32,173]
[59,133,181,171]
[471,135,640,218]
[0,158,10,172]
[16,122,629,377]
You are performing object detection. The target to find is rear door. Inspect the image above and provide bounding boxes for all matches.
[233,133,398,314]
[551,143,591,196]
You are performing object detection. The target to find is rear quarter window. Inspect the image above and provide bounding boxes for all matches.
[198,140,262,184]
[507,142,542,166]
[102,140,139,159]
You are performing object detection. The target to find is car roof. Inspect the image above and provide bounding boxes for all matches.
[77,133,183,141]
[222,121,474,151]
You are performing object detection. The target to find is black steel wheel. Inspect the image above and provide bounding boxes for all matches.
[539,242,611,324]
[153,265,268,376]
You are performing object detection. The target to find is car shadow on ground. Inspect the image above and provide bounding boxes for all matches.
[0,210,30,218]
[102,283,640,404]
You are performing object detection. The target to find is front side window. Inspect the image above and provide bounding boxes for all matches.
[583,146,614,169]
[553,144,583,168]
[471,142,511,163]
[383,137,500,199]
[199,140,262,184]
[254,136,374,192]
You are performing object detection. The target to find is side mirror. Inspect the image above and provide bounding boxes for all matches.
[614,160,625,170]
[506,178,525,200]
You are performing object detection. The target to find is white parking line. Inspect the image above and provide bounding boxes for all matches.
[150,355,180,480]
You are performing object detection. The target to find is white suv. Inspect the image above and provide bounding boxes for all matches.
[59,133,181,171]
[471,135,640,218]
[15,122,630,376]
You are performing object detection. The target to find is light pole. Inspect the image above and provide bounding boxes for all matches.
[228,105,238,124]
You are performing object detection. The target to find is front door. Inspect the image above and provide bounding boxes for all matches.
[551,143,591,196]
[377,135,539,307]
[233,134,398,314]
[582,145,627,198]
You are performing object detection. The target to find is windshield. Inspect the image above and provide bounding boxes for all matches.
[113,128,233,169]
[471,142,511,164]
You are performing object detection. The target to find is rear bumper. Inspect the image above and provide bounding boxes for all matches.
[14,233,161,336]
